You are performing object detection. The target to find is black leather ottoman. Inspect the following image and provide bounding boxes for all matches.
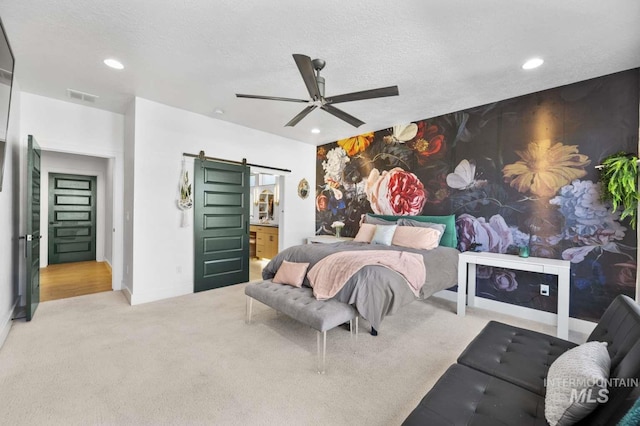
[402,364,547,426]
[457,321,577,395]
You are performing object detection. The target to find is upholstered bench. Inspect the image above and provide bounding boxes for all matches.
[245,280,358,373]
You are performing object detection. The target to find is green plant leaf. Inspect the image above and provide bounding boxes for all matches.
[598,152,638,230]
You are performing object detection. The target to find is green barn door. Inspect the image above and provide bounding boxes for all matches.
[48,174,97,264]
[25,135,42,321]
[194,159,250,292]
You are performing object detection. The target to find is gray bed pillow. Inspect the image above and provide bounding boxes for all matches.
[397,218,446,245]
[545,341,611,426]
[364,214,396,225]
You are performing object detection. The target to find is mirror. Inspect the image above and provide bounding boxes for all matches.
[258,189,274,221]
[298,178,309,199]
[0,18,15,192]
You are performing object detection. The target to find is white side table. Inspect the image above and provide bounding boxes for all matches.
[306,235,354,244]
[457,251,571,339]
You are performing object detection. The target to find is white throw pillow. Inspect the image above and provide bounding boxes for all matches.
[545,341,610,426]
[371,225,397,246]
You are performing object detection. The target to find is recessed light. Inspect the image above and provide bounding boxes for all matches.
[311,128,320,134]
[103,58,124,70]
[214,108,225,115]
[522,58,544,70]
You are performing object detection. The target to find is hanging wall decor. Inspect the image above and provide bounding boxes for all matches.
[298,178,310,199]
[178,159,193,227]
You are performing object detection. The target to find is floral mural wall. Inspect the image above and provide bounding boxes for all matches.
[315,69,639,322]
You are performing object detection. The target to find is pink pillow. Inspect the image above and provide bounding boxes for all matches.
[392,226,440,250]
[272,260,310,287]
[353,223,377,243]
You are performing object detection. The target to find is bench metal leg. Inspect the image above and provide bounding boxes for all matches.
[245,296,253,324]
[349,317,359,340]
[317,330,326,374]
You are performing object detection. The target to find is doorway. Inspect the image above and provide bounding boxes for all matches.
[39,151,113,301]
[48,173,97,264]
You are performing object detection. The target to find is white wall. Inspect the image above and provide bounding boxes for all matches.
[0,80,20,348]
[39,151,110,267]
[20,92,124,291]
[105,158,114,266]
[129,97,316,304]
[122,100,135,301]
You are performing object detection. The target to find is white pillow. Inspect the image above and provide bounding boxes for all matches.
[371,225,397,246]
[545,341,610,426]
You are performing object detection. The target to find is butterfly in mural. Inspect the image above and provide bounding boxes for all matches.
[386,123,418,143]
[446,159,486,190]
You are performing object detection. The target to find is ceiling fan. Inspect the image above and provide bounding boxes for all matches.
[236,54,399,128]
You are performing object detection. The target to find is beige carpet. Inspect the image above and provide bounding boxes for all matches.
[0,284,585,425]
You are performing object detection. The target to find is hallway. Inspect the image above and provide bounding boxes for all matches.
[40,261,112,302]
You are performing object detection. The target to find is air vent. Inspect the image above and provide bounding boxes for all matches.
[67,89,99,103]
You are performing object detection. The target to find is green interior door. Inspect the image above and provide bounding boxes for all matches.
[26,135,41,321]
[194,159,250,292]
[48,173,97,264]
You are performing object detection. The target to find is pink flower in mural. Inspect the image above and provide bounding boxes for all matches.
[614,262,636,289]
[502,139,590,198]
[365,167,426,215]
[490,270,518,292]
[315,194,328,211]
[456,213,513,253]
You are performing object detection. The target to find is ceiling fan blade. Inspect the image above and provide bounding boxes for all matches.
[292,54,321,100]
[285,105,317,127]
[325,85,399,104]
[321,105,365,127]
[236,93,309,103]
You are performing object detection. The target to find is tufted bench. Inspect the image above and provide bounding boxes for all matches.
[245,280,358,373]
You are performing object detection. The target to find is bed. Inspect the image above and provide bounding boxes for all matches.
[261,214,460,334]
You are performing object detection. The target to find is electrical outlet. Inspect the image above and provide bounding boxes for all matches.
[540,284,550,296]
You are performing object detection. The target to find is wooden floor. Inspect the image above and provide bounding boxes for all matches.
[40,261,112,302]
[250,258,269,281]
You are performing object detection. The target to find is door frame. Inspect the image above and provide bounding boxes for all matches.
[20,144,123,305]
[40,164,106,267]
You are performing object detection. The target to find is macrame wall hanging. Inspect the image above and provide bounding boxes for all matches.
[178,159,193,227]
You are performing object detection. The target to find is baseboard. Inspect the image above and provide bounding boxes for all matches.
[104,260,112,273]
[431,290,597,337]
[122,285,132,305]
[129,282,192,305]
[0,297,20,350]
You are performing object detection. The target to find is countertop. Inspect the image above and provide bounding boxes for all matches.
[250,223,279,228]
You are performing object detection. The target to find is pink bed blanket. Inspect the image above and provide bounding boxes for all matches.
[307,250,426,300]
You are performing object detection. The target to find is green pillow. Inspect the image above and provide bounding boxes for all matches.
[368,214,458,249]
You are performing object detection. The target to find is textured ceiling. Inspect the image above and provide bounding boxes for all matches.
[1,0,639,145]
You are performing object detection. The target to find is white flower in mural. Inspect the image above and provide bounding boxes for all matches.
[550,180,627,263]
[550,180,626,243]
[322,147,350,185]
